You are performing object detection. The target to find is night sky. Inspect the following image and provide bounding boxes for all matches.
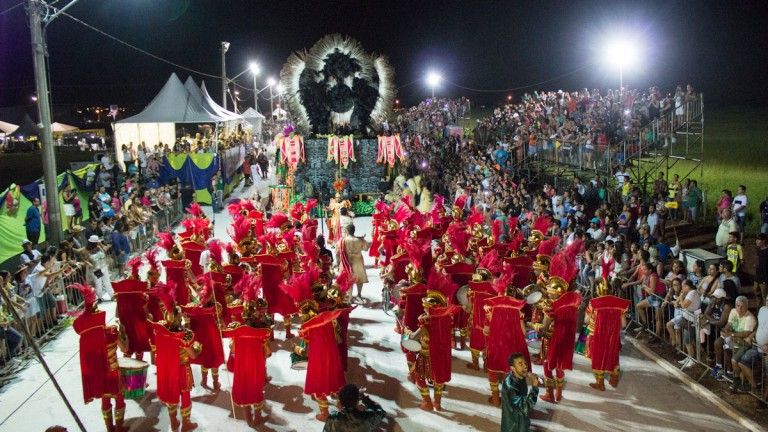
[1,0,767,111]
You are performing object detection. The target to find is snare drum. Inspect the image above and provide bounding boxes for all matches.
[527,339,542,355]
[401,328,423,353]
[118,357,149,400]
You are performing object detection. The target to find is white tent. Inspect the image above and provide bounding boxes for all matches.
[0,120,18,134]
[51,122,78,133]
[241,107,265,136]
[113,73,243,168]
[272,107,288,121]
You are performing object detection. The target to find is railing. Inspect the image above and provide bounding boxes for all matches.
[0,197,183,387]
[601,276,767,404]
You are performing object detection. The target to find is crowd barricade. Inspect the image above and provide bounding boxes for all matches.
[0,198,183,386]
[609,278,767,403]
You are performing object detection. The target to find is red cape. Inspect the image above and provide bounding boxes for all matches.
[150,322,193,404]
[112,278,153,353]
[181,305,225,368]
[162,259,192,306]
[588,295,630,371]
[484,296,530,373]
[73,311,121,403]
[222,325,271,405]
[299,308,350,395]
[467,281,496,352]
[399,283,427,333]
[181,241,205,276]
[252,254,297,317]
[427,305,458,384]
[546,291,582,371]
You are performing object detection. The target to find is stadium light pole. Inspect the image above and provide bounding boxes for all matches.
[426,71,442,99]
[267,77,276,119]
[221,41,230,109]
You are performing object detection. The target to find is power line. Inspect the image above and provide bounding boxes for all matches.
[0,1,23,16]
[58,10,221,79]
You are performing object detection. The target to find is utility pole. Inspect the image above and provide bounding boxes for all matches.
[221,41,230,110]
[28,0,66,245]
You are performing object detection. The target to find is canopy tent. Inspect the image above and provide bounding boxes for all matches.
[241,107,265,136]
[0,120,18,134]
[11,114,39,138]
[51,122,79,133]
[272,106,288,121]
[113,73,243,169]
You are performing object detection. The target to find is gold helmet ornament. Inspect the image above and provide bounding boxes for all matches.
[595,277,611,297]
[422,290,448,309]
[472,268,493,283]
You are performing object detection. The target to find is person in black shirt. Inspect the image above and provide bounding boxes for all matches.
[323,384,385,432]
[756,233,768,304]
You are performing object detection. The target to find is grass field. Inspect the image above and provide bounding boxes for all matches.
[667,107,768,231]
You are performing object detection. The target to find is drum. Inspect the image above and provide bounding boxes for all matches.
[527,339,542,355]
[118,357,149,400]
[525,290,543,305]
[401,328,423,352]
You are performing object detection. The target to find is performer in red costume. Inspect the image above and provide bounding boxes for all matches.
[279,125,305,170]
[181,277,225,391]
[157,231,196,306]
[151,281,201,431]
[483,272,531,407]
[72,283,128,432]
[112,256,152,361]
[539,246,582,404]
[465,251,502,371]
[369,200,392,265]
[413,272,459,412]
[397,240,430,381]
[441,223,475,350]
[223,274,274,426]
[586,278,630,391]
[299,304,353,420]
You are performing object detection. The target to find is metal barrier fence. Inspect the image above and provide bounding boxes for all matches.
[600,276,768,403]
[0,198,183,386]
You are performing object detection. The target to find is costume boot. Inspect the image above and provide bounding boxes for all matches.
[167,404,180,431]
[252,402,267,425]
[459,332,467,350]
[433,384,444,411]
[418,387,434,411]
[608,368,621,388]
[554,378,564,402]
[589,371,605,391]
[102,408,115,432]
[200,368,209,389]
[180,406,198,431]
[315,397,330,421]
[488,380,501,407]
[540,379,556,403]
[467,349,480,370]
[243,405,254,428]
[211,369,221,391]
[114,407,128,432]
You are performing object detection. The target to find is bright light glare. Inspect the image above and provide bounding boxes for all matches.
[426,71,442,88]
[267,77,276,87]
[276,83,284,93]
[604,38,639,68]
[249,62,261,75]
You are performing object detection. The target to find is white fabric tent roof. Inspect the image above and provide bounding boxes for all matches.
[241,107,265,120]
[115,73,232,124]
[200,81,242,121]
[51,122,78,132]
[0,120,18,134]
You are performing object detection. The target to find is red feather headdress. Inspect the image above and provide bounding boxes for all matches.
[229,215,253,244]
[280,268,318,303]
[156,231,176,252]
[70,282,97,309]
[492,269,514,296]
[467,206,485,227]
[537,236,561,257]
[453,194,467,210]
[446,223,471,257]
[491,219,503,243]
[400,194,413,210]
[154,280,177,314]
[563,238,585,261]
[240,273,263,303]
[530,214,552,235]
[126,256,143,280]
[404,239,430,269]
[427,271,459,303]
[305,199,318,217]
[186,202,205,218]
[197,274,213,304]
[208,240,224,265]
[393,205,412,225]
[266,212,290,229]
[282,228,297,251]
[549,249,579,283]
[300,240,320,269]
[145,248,160,273]
[290,202,305,222]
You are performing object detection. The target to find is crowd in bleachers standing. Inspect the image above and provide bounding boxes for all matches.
[392,88,768,407]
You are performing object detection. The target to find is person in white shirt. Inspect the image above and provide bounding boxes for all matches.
[715,209,739,256]
[735,299,768,393]
[604,226,620,243]
[587,218,604,241]
[732,185,748,243]
[667,279,701,369]
[19,240,42,267]
[614,166,628,187]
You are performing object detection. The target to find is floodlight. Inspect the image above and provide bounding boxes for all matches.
[604,39,638,69]
[249,62,261,75]
[426,71,442,88]
[267,77,276,87]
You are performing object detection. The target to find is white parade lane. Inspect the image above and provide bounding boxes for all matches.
[0,180,754,432]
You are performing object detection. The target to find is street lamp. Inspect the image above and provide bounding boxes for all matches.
[249,62,261,112]
[426,71,442,99]
[267,77,276,118]
[604,37,638,93]
[221,41,230,109]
